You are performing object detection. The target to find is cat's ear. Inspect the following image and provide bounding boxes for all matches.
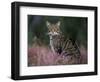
[56,21,61,26]
[46,21,50,27]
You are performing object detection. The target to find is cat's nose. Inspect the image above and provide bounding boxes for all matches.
[53,32,59,35]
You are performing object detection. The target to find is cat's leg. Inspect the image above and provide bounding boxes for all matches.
[49,36,55,53]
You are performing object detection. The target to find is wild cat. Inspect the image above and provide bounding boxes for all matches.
[46,21,81,63]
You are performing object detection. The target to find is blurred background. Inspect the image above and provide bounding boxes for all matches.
[28,15,87,48]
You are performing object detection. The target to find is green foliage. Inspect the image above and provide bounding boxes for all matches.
[28,15,87,48]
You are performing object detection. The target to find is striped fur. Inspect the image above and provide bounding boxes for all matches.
[46,21,81,63]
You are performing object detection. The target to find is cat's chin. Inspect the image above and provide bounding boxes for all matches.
[47,32,60,36]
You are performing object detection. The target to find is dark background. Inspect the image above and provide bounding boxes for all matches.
[28,15,87,48]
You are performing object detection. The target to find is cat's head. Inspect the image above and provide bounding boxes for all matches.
[46,21,61,36]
